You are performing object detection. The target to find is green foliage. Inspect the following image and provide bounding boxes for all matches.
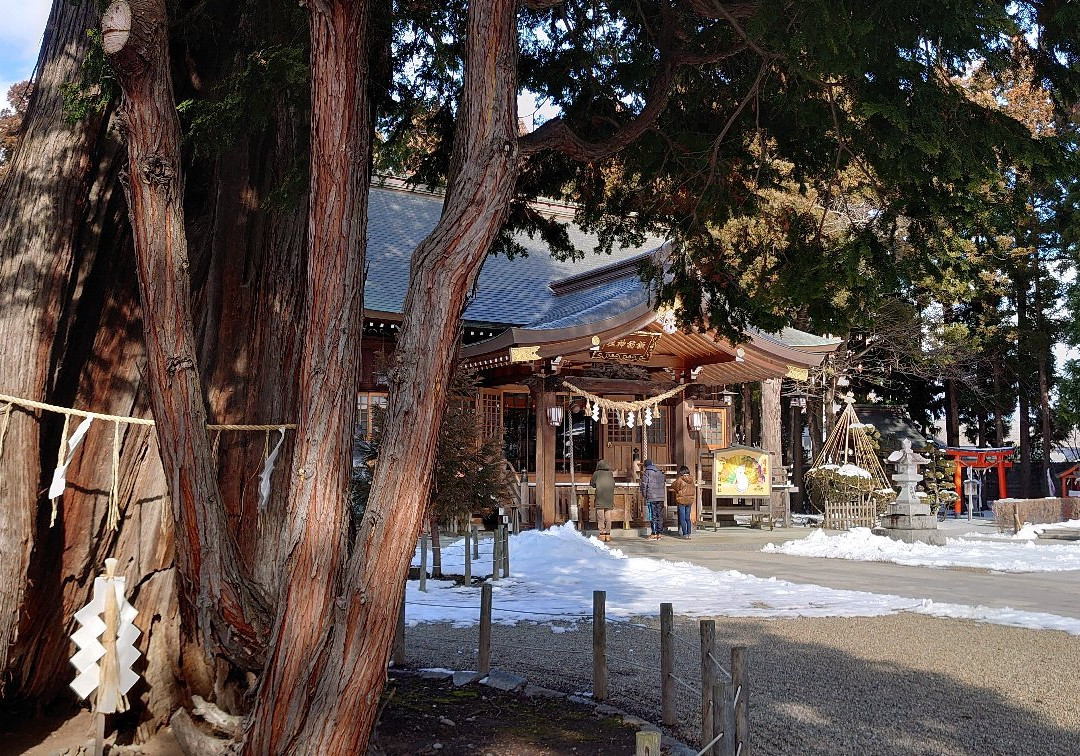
[917,444,958,513]
[178,43,308,156]
[59,29,118,124]
[354,367,515,527]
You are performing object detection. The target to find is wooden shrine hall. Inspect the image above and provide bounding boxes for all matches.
[360,180,841,529]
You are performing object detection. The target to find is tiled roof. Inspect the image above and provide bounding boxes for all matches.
[366,184,839,356]
[365,186,666,326]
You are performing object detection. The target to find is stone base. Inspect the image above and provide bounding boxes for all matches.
[888,502,932,517]
[880,512,937,530]
[873,526,946,546]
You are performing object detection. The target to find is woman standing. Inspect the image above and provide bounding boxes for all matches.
[589,459,616,542]
[671,465,695,539]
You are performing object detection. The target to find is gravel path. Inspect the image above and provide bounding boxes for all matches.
[403,613,1080,755]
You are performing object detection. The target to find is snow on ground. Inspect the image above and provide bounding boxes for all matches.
[1015,519,1080,539]
[405,524,1080,635]
[762,527,1080,572]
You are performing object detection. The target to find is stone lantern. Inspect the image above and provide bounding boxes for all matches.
[873,440,945,545]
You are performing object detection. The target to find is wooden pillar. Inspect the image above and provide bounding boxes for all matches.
[740,383,753,444]
[534,384,557,528]
[997,461,1009,499]
[790,402,805,513]
[761,378,784,525]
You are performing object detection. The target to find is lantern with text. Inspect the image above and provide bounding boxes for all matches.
[547,405,565,427]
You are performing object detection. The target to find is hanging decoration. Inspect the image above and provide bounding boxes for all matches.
[561,380,688,429]
[70,558,140,715]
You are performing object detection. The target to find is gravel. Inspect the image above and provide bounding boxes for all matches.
[403,613,1080,755]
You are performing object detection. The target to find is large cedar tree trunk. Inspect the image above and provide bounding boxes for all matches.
[245,0,520,750]
[244,0,374,750]
[0,0,110,686]
[1,0,307,725]
[103,0,267,668]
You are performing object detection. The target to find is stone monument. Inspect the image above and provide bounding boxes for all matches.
[873,440,945,545]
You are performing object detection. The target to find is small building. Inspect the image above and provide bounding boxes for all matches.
[361,181,841,527]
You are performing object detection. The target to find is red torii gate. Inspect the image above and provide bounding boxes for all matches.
[943,447,1014,512]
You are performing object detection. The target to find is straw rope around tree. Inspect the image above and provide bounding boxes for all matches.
[806,400,893,528]
[0,391,296,532]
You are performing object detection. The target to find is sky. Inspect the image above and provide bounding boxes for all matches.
[0,0,49,107]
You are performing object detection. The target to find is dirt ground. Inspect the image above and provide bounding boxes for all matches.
[372,671,641,755]
[2,671,642,756]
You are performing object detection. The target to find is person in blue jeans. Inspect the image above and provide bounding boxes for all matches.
[640,459,667,540]
[671,465,695,538]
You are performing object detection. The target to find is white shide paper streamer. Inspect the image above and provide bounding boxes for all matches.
[48,416,94,499]
[258,428,286,512]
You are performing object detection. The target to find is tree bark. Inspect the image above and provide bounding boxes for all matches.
[103,0,267,668]
[944,378,960,447]
[245,0,520,750]
[760,378,782,518]
[992,359,1006,447]
[0,0,112,689]
[1038,344,1054,495]
[243,0,373,750]
[1016,277,1032,498]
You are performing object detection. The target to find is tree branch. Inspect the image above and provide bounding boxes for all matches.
[519,24,749,162]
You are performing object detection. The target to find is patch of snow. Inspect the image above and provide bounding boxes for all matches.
[404,523,1080,635]
[762,527,1080,572]
[1014,519,1080,540]
[836,463,871,478]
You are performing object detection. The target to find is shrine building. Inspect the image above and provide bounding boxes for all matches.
[360,180,841,528]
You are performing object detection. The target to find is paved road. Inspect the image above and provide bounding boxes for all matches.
[612,528,1080,619]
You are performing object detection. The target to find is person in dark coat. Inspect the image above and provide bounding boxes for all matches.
[640,459,667,539]
[589,459,616,542]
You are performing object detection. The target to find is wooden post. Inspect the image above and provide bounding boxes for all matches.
[491,528,501,581]
[660,602,676,726]
[419,533,428,593]
[593,590,607,701]
[501,524,510,578]
[717,680,735,756]
[700,619,717,753]
[732,646,749,755]
[472,523,480,560]
[635,730,662,756]
[92,713,105,756]
[464,526,472,584]
[535,386,557,527]
[392,590,406,666]
[761,378,783,530]
[478,583,492,677]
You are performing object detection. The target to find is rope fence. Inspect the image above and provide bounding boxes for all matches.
[396,567,752,755]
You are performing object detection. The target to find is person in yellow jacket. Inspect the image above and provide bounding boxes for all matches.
[671,465,695,539]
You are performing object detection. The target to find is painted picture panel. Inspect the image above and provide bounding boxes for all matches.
[713,447,771,498]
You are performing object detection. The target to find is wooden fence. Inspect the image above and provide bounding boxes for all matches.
[396,578,751,756]
[823,494,878,530]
